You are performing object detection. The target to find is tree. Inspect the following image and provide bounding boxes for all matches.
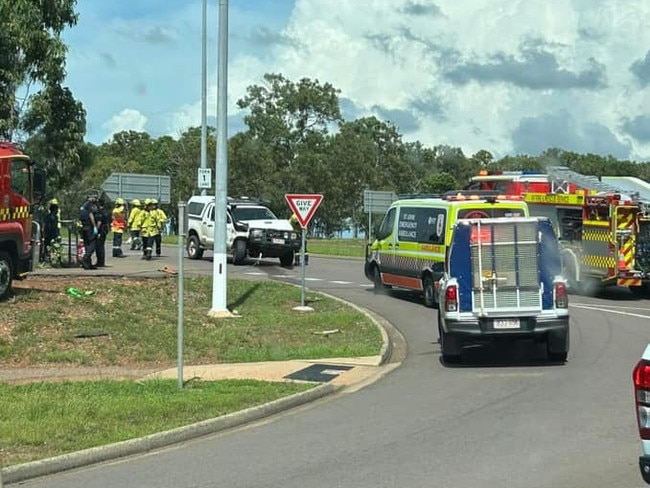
[421,172,458,194]
[0,0,80,140]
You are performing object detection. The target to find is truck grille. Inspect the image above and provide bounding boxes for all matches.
[470,221,542,314]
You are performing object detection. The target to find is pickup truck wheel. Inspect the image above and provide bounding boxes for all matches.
[186,235,203,260]
[547,329,569,363]
[423,275,437,308]
[0,251,12,300]
[438,310,462,364]
[279,251,294,268]
[233,239,247,265]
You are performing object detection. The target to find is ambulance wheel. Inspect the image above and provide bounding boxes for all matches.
[423,275,437,308]
[438,310,462,364]
[0,251,12,299]
[373,266,390,294]
[186,235,203,260]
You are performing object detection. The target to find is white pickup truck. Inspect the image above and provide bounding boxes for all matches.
[634,346,650,484]
[186,195,300,267]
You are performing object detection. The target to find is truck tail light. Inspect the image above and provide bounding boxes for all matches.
[445,285,458,312]
[555,282,568,309]
[634,360,650,439]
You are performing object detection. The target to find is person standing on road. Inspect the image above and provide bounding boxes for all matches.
[136,199,159,260]
[290,213,308,265]
[151,199,167,257]
[78,193,99,270]
[128,199,142,250]
[94,198,110,267]
[42,199,61,264]
[111,198,127,258]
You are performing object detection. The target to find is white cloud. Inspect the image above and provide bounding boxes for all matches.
[101,109,148,140]
[64,0,650,160]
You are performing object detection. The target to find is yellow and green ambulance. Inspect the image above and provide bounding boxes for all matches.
[364,193,529,307]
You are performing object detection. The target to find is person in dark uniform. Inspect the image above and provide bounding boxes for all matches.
[79,193,99,270]
[94,198,111,267]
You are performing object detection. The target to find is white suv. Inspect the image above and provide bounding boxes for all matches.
[185,195,300,267]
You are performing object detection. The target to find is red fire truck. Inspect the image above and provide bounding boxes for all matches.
[0,142,45,298]
[467,166,650,296]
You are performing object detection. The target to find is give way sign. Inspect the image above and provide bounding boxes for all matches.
[285,194,323,228]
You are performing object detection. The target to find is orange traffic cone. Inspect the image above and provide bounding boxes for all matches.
[618,251,626,270]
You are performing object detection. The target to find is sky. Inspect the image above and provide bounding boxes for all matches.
[60,0,650,161]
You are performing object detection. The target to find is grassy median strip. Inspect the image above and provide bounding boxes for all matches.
[1,378,313,466]
[0,276,383,466]
[2,277,381,365]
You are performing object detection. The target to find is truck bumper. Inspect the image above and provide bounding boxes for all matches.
[640,456,650,484]
[248,241,300,258]
[444,316,569,342]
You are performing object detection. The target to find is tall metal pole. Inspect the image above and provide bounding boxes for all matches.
[177,202,186,389]
[200,0,208,197]
[209,0,231,316]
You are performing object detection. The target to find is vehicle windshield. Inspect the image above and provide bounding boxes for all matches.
[10,158,30,199]
[457,206,525,220]
[231,206,277,221]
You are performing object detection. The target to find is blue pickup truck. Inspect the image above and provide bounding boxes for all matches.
[436,216,570,364]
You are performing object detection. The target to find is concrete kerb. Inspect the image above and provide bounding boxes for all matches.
[2,383,339,485]
[1,286,398,485]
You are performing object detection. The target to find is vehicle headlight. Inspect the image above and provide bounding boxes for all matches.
[251,229,263,238]
[283,232,290,239]
[290,232,297,240]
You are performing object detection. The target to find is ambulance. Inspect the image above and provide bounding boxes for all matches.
[364,193,529,307]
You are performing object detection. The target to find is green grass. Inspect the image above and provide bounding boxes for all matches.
[0,379,312,466]
[3,278,382,366]
[307,238,368,258]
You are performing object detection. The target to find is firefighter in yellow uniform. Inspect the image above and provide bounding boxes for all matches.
[111,198,127,257]
[151,199,167,257]
[128,199,142,250]
[135,199,159,260]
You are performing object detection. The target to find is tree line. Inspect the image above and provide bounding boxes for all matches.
[5,2,650,236]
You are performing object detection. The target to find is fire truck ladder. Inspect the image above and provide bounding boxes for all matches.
[546,166,626,195]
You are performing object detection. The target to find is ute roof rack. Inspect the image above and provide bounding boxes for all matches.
[396,192,442,200]
[227,196,268,206]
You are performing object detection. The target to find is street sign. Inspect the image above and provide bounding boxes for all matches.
[198,168,212,189]
[102,173,171,204]
[363,190,397,214]
[285,194,323,228]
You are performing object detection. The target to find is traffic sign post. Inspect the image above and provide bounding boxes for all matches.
[285,194,323,311]
[198,168,212,189]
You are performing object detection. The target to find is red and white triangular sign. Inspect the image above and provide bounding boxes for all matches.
[285,194,323,228]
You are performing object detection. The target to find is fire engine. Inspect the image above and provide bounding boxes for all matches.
[0,142,45,299]
[467,166,650,296]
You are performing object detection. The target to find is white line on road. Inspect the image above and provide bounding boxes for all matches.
[571,304,650,320]
[571,302,650,311]
[330,280,353,284]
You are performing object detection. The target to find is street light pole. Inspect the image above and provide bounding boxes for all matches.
[209,0,232,317]
[200,0,208,197]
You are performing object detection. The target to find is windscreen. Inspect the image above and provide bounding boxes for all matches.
[457,206,526,220]
[231,206,277,221]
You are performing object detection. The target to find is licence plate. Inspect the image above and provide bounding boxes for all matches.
[493,318,520,329]
[272,238,285,245]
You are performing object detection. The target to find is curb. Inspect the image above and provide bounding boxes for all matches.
[2,383,339,485]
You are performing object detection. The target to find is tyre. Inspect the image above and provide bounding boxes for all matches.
[630,284,650,299]
[373,266,391,294]
[0,251,12,300]
[186,235,204,260]
[279,251,294,267]
[423,275,437,308]
[232,239,247,265]
[438,309,462,364]
[547,329,569,363]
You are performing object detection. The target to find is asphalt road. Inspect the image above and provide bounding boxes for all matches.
[18,249,649,488]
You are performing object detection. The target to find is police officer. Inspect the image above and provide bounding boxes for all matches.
[94,198,110,267]
[111,198,127,257]
[79,193,99,270]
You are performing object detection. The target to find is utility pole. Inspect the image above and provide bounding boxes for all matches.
[209,0,232,317]
[200,0,208,197]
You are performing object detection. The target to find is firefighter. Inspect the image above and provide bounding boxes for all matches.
[128,199,143,250]
[78,193,99,270]
[94,197,111,267]
[42,199,61,264]
[136,198,159,260]
[111,198,127,257]
[151,199,167,257]
[290,213,308,265]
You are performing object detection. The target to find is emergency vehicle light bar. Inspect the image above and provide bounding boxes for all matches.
[444,191,522,202]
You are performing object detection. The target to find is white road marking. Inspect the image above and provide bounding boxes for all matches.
[571,302,650,311]
[571,304,650,320]
[244,272,266,276]
[304,277,323,281]
[330,280,353,284]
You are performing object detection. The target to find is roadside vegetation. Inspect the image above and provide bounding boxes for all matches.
[0,276,383,466]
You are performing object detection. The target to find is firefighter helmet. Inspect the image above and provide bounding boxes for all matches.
[115,197,125,205]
